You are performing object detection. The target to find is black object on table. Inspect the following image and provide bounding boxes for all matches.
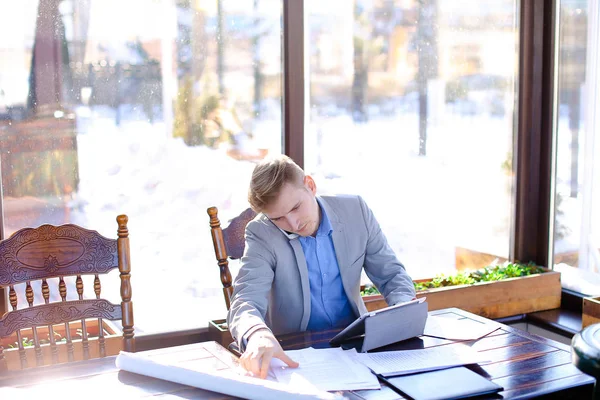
[572,323,600,400]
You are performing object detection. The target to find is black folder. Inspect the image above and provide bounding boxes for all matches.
[380,367,503,400]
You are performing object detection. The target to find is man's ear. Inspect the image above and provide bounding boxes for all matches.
[304,175,317,194]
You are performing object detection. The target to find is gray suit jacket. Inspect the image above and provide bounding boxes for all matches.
[227,194,415,350]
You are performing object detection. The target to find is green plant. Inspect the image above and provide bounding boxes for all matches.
[361,285,381,296]
[6,329,96,348]
[361,261,546,295]
[9,337,34,348]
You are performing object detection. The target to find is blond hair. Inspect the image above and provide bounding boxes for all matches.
[248,155,305,212]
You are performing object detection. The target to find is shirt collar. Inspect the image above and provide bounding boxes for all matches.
[315,198,332,237]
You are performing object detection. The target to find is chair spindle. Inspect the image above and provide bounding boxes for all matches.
[59,277,75,362]
[94,274,106,357]
[41,279,59,364]
[9,285,27,369]
[207,207,233,309]
[117,215,135,353]
[76,275,90,360]
[25,282,44,366]
[0,344,6,371]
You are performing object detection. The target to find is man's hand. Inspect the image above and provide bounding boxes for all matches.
[240,328,299,379]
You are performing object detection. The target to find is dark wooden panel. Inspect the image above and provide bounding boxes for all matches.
[468,331,530,351]
[278,328,340,350]
[17,238,85,267]
[494,367,593,399]
[0,299,121,336]
[497,373,594,399]
[279,323,509,352]
[221,208,256,260]
[493,363,585,391]
[479,341,558,364]
[135,328,208,353]
[479,349,571,379]
[527,308,582,336]
[282,0,304,166]
[380,330,510,353]
[514,0,556,265]
[0,224,118,285]
[500,325,572,352]
[1,310,593,399]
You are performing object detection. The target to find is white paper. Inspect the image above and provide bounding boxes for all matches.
[355,344,490,377]
[423,315,500,341]
[271,347,380,391]
[116,350,340,400]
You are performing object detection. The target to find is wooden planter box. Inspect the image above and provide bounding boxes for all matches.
[208,318,234,348]
[1,319,122,369]
[582,296,600,329]
[363,268,562,319]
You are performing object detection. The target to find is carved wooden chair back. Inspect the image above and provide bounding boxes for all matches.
[0,215,134,371]
[207,207,256,310]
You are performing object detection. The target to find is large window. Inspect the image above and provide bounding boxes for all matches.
[3,0,599,337]
[0,0,282,333]
[553,0,600,293]
[306,0,519,279]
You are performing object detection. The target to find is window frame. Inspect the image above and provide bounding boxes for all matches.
[0,0,565,343]
[513,0,557,267]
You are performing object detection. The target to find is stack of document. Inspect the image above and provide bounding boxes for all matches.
[270,347,380,391]
[116,344,340,400]
[116,341,489,397]
[115,343,379,398]
[354,344,490,377]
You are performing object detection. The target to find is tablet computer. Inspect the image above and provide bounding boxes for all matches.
[329,297,427,351]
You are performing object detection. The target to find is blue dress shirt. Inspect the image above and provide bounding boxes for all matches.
[299,200,355,331]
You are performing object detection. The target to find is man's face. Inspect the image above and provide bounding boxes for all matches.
[263,176,320,237]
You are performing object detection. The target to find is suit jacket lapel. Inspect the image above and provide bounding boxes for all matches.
[289,239,311,330]
[320,197,361,317]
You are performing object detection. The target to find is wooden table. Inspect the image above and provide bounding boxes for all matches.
[0,308,594,399]
[279,308,595,399]
[0,341,239,399]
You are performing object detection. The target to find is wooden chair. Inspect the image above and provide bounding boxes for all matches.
[207,207,256,310]
[0,215,134,371]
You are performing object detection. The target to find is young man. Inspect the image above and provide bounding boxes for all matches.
[228,155,415,378]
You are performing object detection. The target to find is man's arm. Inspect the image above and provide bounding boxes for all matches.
[226,221,299,377]
[239,328,299,379]
[227,222,275,351]
[357,196,416,305]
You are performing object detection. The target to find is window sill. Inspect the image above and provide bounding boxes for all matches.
[496,289,585,341]
[135,327,210,352]
[526,308,582,337]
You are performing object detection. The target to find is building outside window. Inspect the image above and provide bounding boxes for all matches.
[553,0,600,294]
[0,0,282,333]
[305,0,518,281]
[2,0,599,336]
